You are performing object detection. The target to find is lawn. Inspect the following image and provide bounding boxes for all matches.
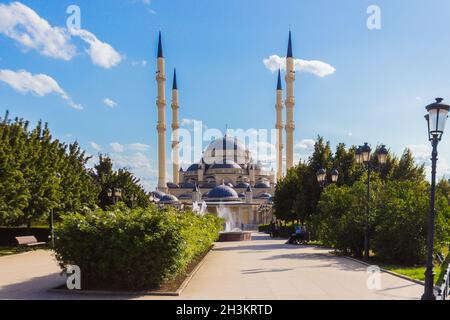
[377,246,449,285]
[380,264,426,282]
[0,246,24,257]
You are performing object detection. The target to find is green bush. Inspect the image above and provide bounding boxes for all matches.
[313,179,450,264]
[53,205,223,290]
[313,183,368,257]
[373,181,450,264]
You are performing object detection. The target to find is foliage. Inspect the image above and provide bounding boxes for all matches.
[0,112,99,227]
[53,206,223,290]
[313,179,450,264]
[312,183,369,257]
[92,155,150,209]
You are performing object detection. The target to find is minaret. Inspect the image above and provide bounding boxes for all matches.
[285,31,296,170]
[275,69,284,180]
[171,69,180,185]
[156,31,167,191]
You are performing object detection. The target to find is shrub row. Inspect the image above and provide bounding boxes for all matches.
[53,205,223,291]
[312,180,450,264]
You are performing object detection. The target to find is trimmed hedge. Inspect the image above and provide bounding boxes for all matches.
[53,206,223,291]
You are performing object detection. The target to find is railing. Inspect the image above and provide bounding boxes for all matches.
[437,263,450,300]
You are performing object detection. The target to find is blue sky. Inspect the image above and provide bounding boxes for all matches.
[1,0,450,190]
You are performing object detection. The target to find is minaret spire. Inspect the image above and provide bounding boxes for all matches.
[285,30,296,170]
[277,68,282,91]
[275,68,284,180]
[157,31,164,58]
[156,31,167,191]
[171,68,180,185]
[172,68,178,90]
[287,30,293,58]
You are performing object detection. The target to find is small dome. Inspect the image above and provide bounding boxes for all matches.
[235,182,250,188]
[257,192,272,199]
[167,182,179,189]
[206,185,239,200]
[255,181,271,188]
[151,190,166,199]
[186,163,201,172]
[209,160,241,170]
[160,194,179,203]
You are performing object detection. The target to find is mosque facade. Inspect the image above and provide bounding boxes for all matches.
[151,31,297,227]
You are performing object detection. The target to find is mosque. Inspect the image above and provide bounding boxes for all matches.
[151,31,298,227]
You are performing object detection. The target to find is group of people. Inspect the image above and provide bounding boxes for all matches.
[268,220,309,245]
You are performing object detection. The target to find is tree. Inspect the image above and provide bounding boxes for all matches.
[373,180,449,264]
[0,112,98,227]
[92,155,150,209]
[273,167,298,222]
[391,148,425,182]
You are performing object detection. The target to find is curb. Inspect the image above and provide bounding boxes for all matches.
[47,245,214,297]
[340,255,440,290]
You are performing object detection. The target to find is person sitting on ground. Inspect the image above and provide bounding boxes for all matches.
[287,225,302,245]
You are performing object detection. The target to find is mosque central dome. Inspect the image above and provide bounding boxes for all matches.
[203,136,251,165]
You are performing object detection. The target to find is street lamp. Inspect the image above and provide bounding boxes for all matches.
[130,194,137,208]
[330,169,339,183]
[316,168,339,187]
[356,143,387,261]
[51,172,62,248]
[422,98,450,300]
[107,188,122,204]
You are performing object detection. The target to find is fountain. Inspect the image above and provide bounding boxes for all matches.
[217,204,252,242]
[192,201,208,216]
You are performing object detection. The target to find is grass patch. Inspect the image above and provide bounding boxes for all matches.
[380,264,426,282]
[0,246,24,257]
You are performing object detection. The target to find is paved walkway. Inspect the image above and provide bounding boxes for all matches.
[0,233,423,300]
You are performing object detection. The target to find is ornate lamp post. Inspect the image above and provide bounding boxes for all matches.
[130,194,138,208]
[356,143,388,260]
[422,98,450,300]
[50,172,62,248]
[316,168,339,187]
[258,203,272,225]
[107,188,122,205]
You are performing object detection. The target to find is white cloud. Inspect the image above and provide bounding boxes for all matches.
[0,2,122,69]
[103,98,118,108]
[129,143,150,152]
[181,118,207,132]
[110,142,125,153]
[89,141,102,151]
[132,59,148,67]
[70,28,123,69]
[0,69,82,110]
[109,152,157,191]
[0,2,75,60]
[263,55,336,78]
[408,144,450,180]
[295,139,316,151]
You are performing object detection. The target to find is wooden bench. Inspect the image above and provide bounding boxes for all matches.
[15,236,46,247]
